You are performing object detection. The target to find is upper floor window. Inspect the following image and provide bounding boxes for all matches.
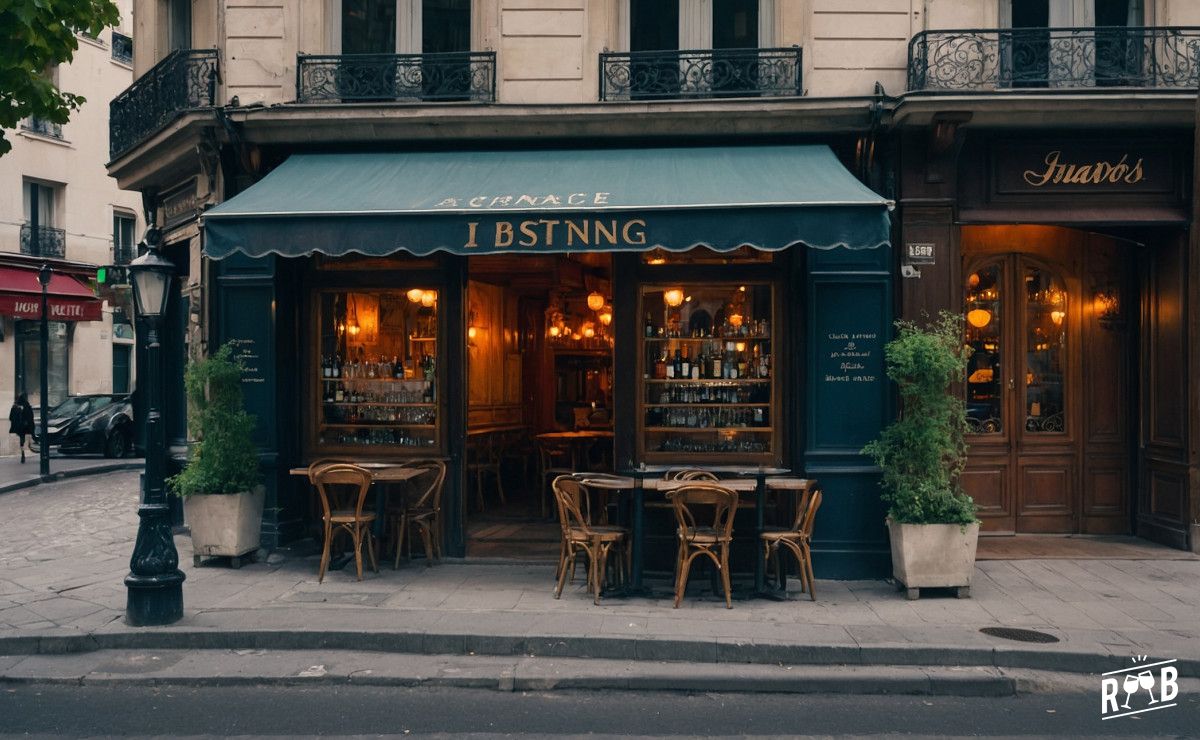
[167,0,192,51]
[1004,0,1144,28]
[628,0,766,52]
[338,0,470,54]
[113,212,137,265]
[112,31,133,64]
[23,181,57,228]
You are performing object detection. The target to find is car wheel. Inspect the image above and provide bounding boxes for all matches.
[104,430,129,459]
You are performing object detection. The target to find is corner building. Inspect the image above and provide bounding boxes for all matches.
[108,0,1200,577]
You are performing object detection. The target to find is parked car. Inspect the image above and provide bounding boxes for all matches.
[30,394,134,458]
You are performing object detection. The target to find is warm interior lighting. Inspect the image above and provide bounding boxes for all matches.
[663,288,684,307]
[1094,288,1120,321]
[598,305,613,326]
[646,249,668,265]
[967,273,981,289]
[582,322,596,339]
[1050,310,1065,325]
[587,291,605,311]
[735,342,746,352]
[967,308,992,328]
[729,313,744,328]
[548,325,561,337]
[407,288,425,303]
[468,326,478,340]
[421,290,436,307]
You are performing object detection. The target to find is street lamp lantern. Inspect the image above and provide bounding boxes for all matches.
[124,225,185,626]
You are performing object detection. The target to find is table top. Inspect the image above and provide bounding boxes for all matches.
[619,464,791,477]
[536,431,615,441]
[577,475,815,492]
[288,463,428,483]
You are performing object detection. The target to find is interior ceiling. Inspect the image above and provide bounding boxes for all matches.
[469,253,612,293]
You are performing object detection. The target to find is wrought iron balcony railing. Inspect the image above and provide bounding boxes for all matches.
[296,51,496,103]
[21,117,63,139]
[109,48,219,159]
[908,26,1200,92]
[20,224,66,259]
[599,47,802,101]
[113,241,136,265]
[111,31,133,65]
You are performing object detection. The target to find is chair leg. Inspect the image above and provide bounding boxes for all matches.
[803,544,816,601]
[475,470,486,511]
[352,528,364,581]
[554,545,571,598]
[594,543,608,605]
[318,521,332,583]
[419,523,434,567]
[393,516,406,570]
[674,551,697,608]
[494,466,507,504]
[720,544,733,609]
[366,529,378,573]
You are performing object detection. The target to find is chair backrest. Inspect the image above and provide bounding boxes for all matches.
[799,487,822,538]
[539,438,574,469]
[552,474,590,536]
[667,483,738,542]
[405,459,447,511]
[664,468,720,482]
[310,463,373,521]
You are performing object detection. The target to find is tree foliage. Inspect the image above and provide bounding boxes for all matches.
[862,311,978,525]
[168,344,261,497]
[0,0,120,155]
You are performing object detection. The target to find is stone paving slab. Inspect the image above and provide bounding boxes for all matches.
[0,471,1198,681]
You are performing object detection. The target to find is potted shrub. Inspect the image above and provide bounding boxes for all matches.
[863,311,979,600]
[169,343,263,568]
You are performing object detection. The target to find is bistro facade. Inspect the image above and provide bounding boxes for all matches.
[897,127,1197,550]
[200,143,897,578]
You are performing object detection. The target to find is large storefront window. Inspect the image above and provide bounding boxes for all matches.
[315,289,440,450]
[639,282,777,463]
[16,321,69,406]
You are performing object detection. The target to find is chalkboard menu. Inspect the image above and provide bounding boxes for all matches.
[219,283,275,448]
[808,281,888,452]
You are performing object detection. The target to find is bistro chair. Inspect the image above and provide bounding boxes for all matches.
[667,483,738,609]
[664,468,721,482]
[309,463,378,583]
[761,485,822,600]
[538,438,576,518]
[552,475,629,605]
[389,459,448,569]
[467,433,506,511]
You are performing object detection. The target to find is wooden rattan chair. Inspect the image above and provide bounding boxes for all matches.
[389,459,447,569]
[761,486,822,600]
[309,462,378,583]
[664,468,721,482]
[538,438,575,517]
[667,482,738,609]
[552,475,629,605]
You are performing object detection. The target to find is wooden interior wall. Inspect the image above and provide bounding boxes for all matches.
[467,280,522,428]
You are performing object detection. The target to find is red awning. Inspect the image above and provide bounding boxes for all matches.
[0,267,102,322]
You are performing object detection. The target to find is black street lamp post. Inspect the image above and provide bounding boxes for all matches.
[37,264,51,477]
[124,227,184,626]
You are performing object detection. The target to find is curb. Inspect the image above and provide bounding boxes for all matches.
[2,629,1194,679]
[0,461,142,495]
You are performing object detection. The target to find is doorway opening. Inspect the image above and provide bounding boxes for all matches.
[961,224,1140,536]
[464,253,614,559]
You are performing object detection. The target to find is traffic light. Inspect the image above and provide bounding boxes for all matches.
[97,266,108,285]
[96,265,128,286]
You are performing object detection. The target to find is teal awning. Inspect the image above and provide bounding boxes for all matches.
[202,145,891,258]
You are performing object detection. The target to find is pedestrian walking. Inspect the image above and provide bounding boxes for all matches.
[8,393,35,463]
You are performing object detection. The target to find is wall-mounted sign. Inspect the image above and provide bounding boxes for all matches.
[161,178,199,230]
[990,141,1176,197]
[905,242,936,264]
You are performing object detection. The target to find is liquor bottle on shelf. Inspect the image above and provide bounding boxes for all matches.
[654,352,667,379]
[333,354,342,378]
[681,346,691,379]
[644,312,654,337]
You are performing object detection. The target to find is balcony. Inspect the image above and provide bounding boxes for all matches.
[599,47,802,102]
[296,51,496,104]
[908,26,1200,92]
[113,242,136,265]
[21,117,63,139]
[20,224,66,259]
[109,48,219,160]
[111,31,133,65]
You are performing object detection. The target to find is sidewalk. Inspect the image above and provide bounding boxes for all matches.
[1,470,1198,690]
[0,453,143,494]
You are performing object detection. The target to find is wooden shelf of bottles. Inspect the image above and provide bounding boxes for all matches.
[318,357,439,448]
[637,284,778,464]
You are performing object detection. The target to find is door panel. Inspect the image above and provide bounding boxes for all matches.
[963,228,1133,535]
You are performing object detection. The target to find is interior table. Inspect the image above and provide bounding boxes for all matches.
[536,430,615,471]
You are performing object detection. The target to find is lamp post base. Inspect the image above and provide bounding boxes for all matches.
[124,502,186,626]
[124,573,184,626]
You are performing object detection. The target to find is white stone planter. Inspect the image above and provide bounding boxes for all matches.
[183,485,265,568]
[887,519,980,600]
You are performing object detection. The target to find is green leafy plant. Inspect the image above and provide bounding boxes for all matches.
[0,0,120,156]
[168,344,260,497]
[862,311,978,525]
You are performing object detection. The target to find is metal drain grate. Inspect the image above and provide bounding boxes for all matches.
[980,626,1060,643]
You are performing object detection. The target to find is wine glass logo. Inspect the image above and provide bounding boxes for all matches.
[1121,672,1140,709]
[1137,669,1158,704]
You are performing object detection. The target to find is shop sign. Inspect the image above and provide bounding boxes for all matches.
[991,142,1176,197]
[904,242,936,265]
[161,179,199,230]
[462,217,648,251]
[0,295,101,321]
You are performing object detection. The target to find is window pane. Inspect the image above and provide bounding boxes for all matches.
[342,0,396,54]
[630,0,679,51]
[113,345,132,394]
[713,0,757,49]
[317,290,439,449]
[423,0,470,54]
[965,264,1003,434]
[1024,266,1067,434]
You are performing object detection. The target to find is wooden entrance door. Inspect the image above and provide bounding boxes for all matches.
[960,227,1133,534]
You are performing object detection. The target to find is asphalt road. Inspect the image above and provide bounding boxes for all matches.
[1,684,1196,737]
